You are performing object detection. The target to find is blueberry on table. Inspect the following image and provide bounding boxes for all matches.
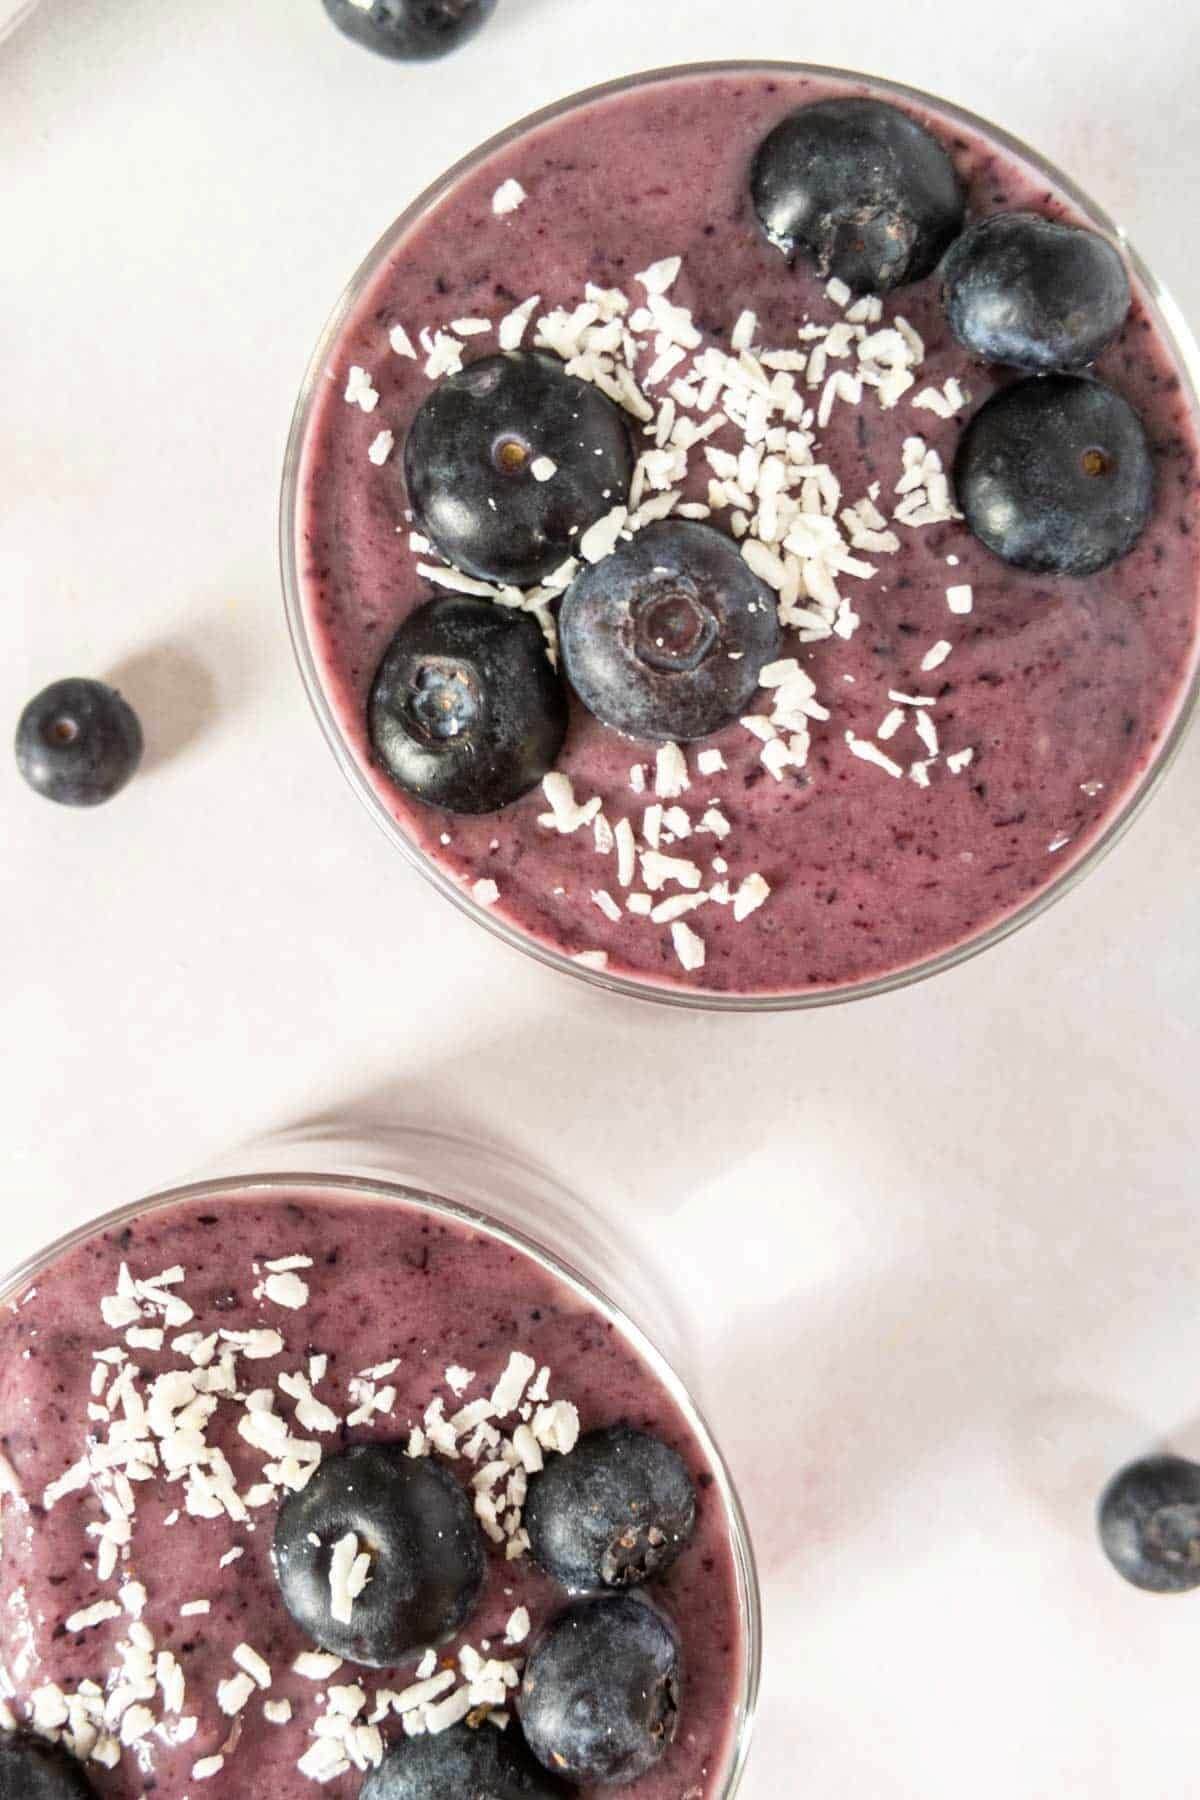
[404,351,634,586]
[369,595,567,814]
[322,0,497,61]
[525,1426,697,1594]
[559,521,781,742]
[519,1594,683,1786]
[954,374,1153,576]
[272,1444,485,1665]
[360,1721,570,1799]
[941,211,1131,372]
[1098,1454,1200,1594]
[0,1733,99,1799]
[751,97,964,293]
[15,678,143,807]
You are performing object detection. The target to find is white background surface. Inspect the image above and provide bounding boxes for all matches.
[3,2,1200,1794]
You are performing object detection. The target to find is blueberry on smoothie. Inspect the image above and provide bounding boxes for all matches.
[321,0,497,60]
[519,1594,682,1786]
[272,1444,485,1665]
[750,97,964,293]
[941,212,1131,372]
[955,374,1153,575]
[524,1426,697,1594]
[1098,1454,1200,1594]
[360,1721,570,1799]
[15,678,143,807]
[559,521,780,742]
[404,351,634,586]
[0,1732,98,1798]
[369,595,567,814]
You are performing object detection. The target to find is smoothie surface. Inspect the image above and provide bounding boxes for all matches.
[296,68,1200,995]
[0,1188,744,1797]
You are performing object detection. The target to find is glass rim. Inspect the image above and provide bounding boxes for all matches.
[280,58,1200,1013]
[0,1163,762,1799]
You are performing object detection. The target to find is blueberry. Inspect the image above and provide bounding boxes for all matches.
[272,1444,485,1666]
[360,1721,570,1799]
[404,352,634,586]
[15,678,143,807]
[0,1733,98,1799]
[941,212,1131,372]
[1098,1454,1200,1594]
[954,374,1153,576]
[519,1594,682,1786]
[321,0,496,60]
[559,521,780,742]
[368,595,567,814]
[524,1426,697,1594]
[751,97,964,293]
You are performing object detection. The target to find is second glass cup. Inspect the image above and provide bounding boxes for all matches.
[0,1133,759,1795]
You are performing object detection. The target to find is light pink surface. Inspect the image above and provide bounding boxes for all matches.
[4,5,1200,1797]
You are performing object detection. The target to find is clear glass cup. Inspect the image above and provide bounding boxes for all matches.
[0,0,39,44]
[0,1128,761,1799]
[280,62,1200,1012]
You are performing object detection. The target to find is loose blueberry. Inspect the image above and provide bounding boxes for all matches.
[955,374,1153,576]
[369,595,567,814]
[321,0,496,61]
[404,351,634,586]
[360,1720,570,1800]
[273,1444,485,1665]
[15,678,143,807]
[941,211,1131,373]
[751,97,964,293]
[559,521,780,742]
[524,1426,697,1594]
[519,1594,682,1786]
[0,1733,98,1799]
[1098,1454,1200,1594]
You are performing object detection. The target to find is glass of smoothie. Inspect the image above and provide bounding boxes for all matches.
[0,1141,759,1797]
[281,62,1200,1009]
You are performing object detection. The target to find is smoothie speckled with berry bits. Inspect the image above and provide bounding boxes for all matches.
[290,67,1200,997]
[0,1187,749,1796]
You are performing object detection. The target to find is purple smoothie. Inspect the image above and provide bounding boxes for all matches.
[0,1188,746,1797]
[293,68,1200,997]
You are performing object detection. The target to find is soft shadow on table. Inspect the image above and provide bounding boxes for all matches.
[105,642,217,775]
[274,1084,665,1335]
[105,604,256,775]
[262,1003,822,1377]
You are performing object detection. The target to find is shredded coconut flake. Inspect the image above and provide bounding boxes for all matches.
[263,1271,309,1311]
[578,505,628,564]
[845,731,903,779]
[344,366,379,413]
[654,742,690,799]
[670,921,706,973]
[635,255,682,296]
[329,1533,364,1626]
[498,295,541,351]
[492,178,527,216]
